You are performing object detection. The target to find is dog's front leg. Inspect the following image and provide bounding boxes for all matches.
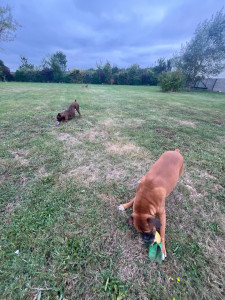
[118,197,135,211]
[76,108,81,117]
[158,210,167,260]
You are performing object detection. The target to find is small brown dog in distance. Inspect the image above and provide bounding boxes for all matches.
[119,149,184,260]
[57,100,81,122]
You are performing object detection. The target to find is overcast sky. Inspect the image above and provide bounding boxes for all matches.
[1,0,224,71]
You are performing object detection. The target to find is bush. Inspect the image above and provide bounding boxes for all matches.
[14,69,42,82]
[158,71,185,92]
[69,68,84,83]
[0,60,14,81]
[117,71,128,85]
[141,69,158,85]
[41,68,53,82]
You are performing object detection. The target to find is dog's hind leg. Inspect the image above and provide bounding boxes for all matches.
[118,197,135,211]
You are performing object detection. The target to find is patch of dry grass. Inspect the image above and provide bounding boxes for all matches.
[9,149,30,165]
[179,120,197,128]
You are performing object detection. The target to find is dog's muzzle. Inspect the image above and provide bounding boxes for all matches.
[141,232,155,243]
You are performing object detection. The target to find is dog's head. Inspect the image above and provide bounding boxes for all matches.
[128,213,161,243]
[57,113,65,122]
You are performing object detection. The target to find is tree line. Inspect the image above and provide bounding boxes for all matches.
[0,53,171,86]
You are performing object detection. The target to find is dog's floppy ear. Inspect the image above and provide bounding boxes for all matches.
[147,217,161,228]
[58,113,61,117]
[128,215,134,225]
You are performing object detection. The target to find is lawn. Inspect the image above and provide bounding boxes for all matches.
[0,82,224,300]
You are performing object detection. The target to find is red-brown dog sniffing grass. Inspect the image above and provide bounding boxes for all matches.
[119,149,184,260]
[57,99,81,122]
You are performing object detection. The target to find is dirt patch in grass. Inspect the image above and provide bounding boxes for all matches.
[166,117,197,128]
[67,163,100,183]
[83,129,108,142]
[98,119,117,128]
[199,170,217,180]
[21,176,29,185]
[55,123,152,187]
[3,202,18,217]
[117,234,149,282]
[0,173,9,184]
[38,166,51,178]
[182,173,203,197]
[179,120,197,128]
[106,142,141,155]
[155,128,177,138]
[53,128,108,145]
[0,130,6,136]
[57,133,77,143]
[121,118,145,127]
[99,118,145,129]
[34,105,49,111]
[52,132,82,146]
[8,149,30,165]
[66,161,130,185]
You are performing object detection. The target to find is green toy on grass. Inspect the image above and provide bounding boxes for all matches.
[148,231,163,264]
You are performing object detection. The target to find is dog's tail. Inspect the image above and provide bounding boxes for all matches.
[175,149,180,153]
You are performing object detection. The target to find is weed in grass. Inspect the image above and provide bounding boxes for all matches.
[208,222,221,233]
[100,274,130,300]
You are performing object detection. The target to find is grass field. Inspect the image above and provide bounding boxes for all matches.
[0,82,225,300]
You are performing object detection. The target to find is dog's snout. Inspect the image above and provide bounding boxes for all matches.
[141,232,155,243]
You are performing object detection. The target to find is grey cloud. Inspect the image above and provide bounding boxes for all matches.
[1,0,224,71]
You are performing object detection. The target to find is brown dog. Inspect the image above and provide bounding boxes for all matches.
[57,100,81,122]
[119,149,184,260]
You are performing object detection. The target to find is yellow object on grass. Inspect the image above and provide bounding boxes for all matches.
[154,231,161,244]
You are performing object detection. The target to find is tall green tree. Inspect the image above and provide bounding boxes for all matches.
[15,56,45,82]
[117,71,128,85]
[14,56,36,82]
[141,68,158,85]
[95,61,105,83]
[112,65,119,74]
[50,60,63,82]
[49,51,67,72]
[42,51,67,82]
[83,68,95,84]
[153,58,172,76]
[0,5,21,43]
[0,59,13,81]
[127,64,141,85]
[19,56,34,70]
[103,61,112,84]
[175,9,225,90]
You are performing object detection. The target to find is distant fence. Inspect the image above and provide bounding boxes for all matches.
[193,78,225,93]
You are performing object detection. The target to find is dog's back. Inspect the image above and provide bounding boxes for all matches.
[66,102,76,118]
[140,150,184,198]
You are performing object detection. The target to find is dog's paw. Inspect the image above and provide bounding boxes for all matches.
[162,253,167,260]
[118,205,125,211]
